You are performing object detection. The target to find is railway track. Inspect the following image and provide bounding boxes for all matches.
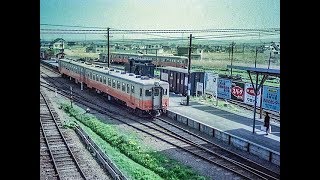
[40,90,87,180]
[151,117,280,179]
[41,64,280,179]
[226,99,280,122]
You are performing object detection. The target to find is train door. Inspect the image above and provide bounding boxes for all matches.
[130,84,135,105]
[152,87,162,110]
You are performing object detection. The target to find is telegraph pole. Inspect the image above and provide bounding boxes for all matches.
[231,42,235,76]
[268,51,271,69]
[255,46,258,68]
[186,34,193,106]
[107,27,110,68]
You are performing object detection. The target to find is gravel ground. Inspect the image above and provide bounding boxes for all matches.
[40,86,112,180]
[40,67,280,179]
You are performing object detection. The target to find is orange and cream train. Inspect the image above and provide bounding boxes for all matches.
[58,59,169,116]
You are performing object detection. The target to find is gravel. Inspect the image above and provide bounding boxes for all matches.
[40,66,280,179]
[40,87,112,180]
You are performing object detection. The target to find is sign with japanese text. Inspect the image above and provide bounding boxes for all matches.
[204,72,218,96]
[262,86,280,112]
[217,78,231,99]
[231,81,245,102]
[244,83,262,107]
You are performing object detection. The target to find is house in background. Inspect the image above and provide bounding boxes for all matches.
[86,43,107,53]
[51,38,65,50]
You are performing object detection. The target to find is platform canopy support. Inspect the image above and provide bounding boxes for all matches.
[227,65,280,134]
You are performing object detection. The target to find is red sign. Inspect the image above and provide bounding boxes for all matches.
[231,86,244,99]
[246,87,260,96]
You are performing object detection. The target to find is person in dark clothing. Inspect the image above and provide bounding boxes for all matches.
[264,112,270,135]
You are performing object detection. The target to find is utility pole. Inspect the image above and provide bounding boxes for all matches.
[107,27,110,68]
[231,42,235,76]
[268,51,271,69]
[186,34,193,106]
[255,46,258,68]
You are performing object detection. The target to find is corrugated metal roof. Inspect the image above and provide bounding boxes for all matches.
[157,66,203,73]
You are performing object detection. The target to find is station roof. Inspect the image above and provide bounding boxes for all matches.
[227,65,280,77]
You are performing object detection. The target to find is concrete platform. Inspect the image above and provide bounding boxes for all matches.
[165,93,280,166]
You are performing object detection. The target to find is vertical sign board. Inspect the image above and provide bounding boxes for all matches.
[204,72,219,96]
[196,82,204,96]
[217,78,231,99]
[160,72,168,81]
[262,86,280,112]
[231,81,245,102]
[244,83,262,107]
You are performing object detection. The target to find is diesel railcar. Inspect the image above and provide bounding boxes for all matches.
[58,59,169,116]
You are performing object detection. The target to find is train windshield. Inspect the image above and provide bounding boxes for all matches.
[145,90,152,96]
[154,88,159,96]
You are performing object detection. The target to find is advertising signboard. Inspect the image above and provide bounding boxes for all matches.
[204,72,218,96]
[244,83,262,106]
[261,86,280,112]
[217,78,231,99]
[231,81,245,102]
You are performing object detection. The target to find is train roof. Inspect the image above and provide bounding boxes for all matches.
[157,66,204,73]
[59,59,167,86]
[41,59,59,68]
[111,52,188,59]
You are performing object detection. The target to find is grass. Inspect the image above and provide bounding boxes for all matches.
[60,102,209,180]
[64,47,280,87]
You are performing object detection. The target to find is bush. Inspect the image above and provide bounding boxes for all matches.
[61,103,208,180]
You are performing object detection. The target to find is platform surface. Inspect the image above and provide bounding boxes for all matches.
[168,93,280,153]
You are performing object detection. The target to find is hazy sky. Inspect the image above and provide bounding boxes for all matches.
[40,0,280,40]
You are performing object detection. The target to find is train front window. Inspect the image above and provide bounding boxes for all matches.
[145,90,152,96]
[154,88,159,96]
[163,89,167,95]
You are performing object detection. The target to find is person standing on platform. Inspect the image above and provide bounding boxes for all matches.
[264,112,270,135]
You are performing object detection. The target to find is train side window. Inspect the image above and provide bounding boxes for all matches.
[117,81,120,89]
[93,74,96,80]
[112,79,116,88]
[100,76,102,83]
[140,88,142,96]
[126,84,130,93]
[122,83,126,91]
[96,74,99,81]
[131,85,135,93]
[103,77,106,84]
[145,89,152,96]
[154,88,159,96]
[108,78,111,86]
[90,72,92,79]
